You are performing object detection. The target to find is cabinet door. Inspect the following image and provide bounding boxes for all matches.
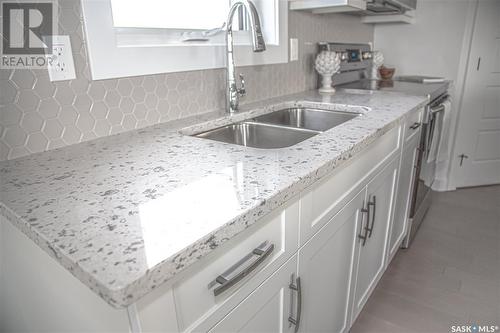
[388,134,419,262]
[298,189,366,333]
[208,256,297,333]
[351,158,399,322]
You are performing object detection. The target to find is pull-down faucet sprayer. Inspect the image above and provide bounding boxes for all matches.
[225,0,266,114]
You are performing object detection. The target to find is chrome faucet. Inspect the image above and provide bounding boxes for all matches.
[225,0,266,114]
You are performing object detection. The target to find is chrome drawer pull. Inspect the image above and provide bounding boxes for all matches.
[288,275,302,333]
[409,122,421,130]
[359,202,370,246]
[366,196,377,238]
[209,241,274,296]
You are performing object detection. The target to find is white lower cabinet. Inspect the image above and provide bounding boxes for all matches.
[388,132,420,261]
[298,189,365,333]
[208,256,298,333]
[350,157,399,323]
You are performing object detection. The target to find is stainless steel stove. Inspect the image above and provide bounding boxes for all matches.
[317,42,449,100]
[318,42,450,247]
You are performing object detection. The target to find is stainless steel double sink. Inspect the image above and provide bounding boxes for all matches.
[193,107,360,149]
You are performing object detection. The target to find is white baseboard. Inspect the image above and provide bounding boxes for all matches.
[432,177,456,192]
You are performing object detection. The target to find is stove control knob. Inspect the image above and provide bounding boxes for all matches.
[362,51,372,60]
[340,52,349,61]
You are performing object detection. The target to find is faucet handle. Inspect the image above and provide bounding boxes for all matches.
[238,73,246,96]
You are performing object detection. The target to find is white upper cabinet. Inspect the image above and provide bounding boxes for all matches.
[290,0,417,24]
[289,0,366,13]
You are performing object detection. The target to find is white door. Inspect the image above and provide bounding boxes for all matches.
[451,0,500,187]
[208,256,297,333]
[298,189,365,333]
[388,134,419,262]
[351,158,398,323]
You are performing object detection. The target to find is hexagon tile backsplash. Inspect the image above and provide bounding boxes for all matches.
[0,0,373,161]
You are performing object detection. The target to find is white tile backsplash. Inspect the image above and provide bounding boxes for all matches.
[0,0,373,161]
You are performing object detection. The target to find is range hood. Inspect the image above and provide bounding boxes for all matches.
[363,0,416,15]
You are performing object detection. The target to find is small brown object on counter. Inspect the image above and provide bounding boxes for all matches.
[379,66,395,80]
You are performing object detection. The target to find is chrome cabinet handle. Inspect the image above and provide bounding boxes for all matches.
[409,122,421,130]
[209,241,274,296]
[288,275,302,333]
[359,202,370,246]
[366,196,377,238]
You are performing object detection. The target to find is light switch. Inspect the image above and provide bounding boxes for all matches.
[47,35,76,82]
[290,38,299,62]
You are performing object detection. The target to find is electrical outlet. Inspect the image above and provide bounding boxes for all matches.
[290,38,299,62]
[47,35,76,82]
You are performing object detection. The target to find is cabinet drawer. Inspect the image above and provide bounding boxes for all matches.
[208,255,298,333]
[299,125,401,245]
[172,198,299,332]
[405,108,423,142]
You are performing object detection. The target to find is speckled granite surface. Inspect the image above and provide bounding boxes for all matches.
[0,90,428,308]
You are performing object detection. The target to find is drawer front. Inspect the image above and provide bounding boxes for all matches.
[208,255,298,333]
[405,108,423,142]
[173,199,299,332]
[299,125,401,245]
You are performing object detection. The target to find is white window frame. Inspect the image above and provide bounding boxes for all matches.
[81,0,288,80]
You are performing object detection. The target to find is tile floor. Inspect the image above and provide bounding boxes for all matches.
[351,185,500,333]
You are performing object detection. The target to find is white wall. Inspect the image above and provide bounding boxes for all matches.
[374,0,471,80]
[374,0,476,190]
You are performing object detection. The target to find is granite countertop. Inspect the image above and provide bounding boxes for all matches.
[0,90,428,308]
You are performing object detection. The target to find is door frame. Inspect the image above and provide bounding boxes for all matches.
[446,0,484,190]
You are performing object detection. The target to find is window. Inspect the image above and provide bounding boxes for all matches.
[108,0,276,48]
[81,0,288,80]
[110,0,230,30]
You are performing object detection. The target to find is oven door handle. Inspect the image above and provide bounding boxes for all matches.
[430,104,445,114]
[426,102,447,155]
